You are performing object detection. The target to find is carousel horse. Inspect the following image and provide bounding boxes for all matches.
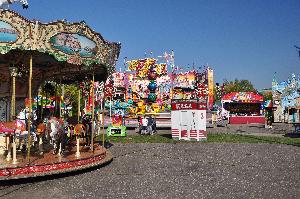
[82,114,92,146]
[48,117,66,154]
[37,123,46,135]
[48,117,59,146]
[74,124,86,142]
[0,119,26,133]
[0,119,37,152]
[59,123,75,146]
[0,0,29,9]
[65,124,74,140]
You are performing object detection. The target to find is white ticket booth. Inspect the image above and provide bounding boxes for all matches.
[171,100,207,141]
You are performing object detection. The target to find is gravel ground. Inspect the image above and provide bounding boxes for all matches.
[208,123,297,135]
[0,142,299,199]
[125,122,299,137]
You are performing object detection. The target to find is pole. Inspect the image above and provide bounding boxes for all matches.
[109,98,112,120]
[10,75,15,121]
[170,50,175,100]
[102,83,105,147]
[75,136,80,158]
[27,55,32,162]
[99,99,103,136]
[77,89,81,123]
[9,67,18,163]
[91,73,95,152]
[40,85,43,120]
[10,68,17,121]
[62,84,64,118]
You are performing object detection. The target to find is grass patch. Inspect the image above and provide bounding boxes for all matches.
[96,135,176,143]
[95,134,300,147]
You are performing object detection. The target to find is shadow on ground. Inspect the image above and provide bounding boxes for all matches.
[159,133,172,139]
[283,133,300,138]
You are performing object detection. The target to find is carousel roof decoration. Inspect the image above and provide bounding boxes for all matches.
[0,9,121,97]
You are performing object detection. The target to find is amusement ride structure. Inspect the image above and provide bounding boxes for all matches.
[0,2,214,181]
[0,7,120,180]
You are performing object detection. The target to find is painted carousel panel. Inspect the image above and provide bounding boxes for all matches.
[0,20,19,43]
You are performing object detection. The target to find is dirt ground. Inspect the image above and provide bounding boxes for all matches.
[125,122,299,138]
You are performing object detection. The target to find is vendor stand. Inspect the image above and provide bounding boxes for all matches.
[222,92,265,124]
[171,99,207,141]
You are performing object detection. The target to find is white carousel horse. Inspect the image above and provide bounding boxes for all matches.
[14,108,38,150]
[0,0,29,9]
[48,117,60,149]
[48,117,70,154]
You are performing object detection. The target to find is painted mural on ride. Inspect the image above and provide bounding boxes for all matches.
[272,73,300,123]
[101,57,211,120]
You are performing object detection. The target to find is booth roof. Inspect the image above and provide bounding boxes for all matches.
[222,92,264,103]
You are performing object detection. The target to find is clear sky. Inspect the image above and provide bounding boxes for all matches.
[10,0,300,90]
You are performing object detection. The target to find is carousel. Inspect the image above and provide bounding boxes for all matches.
[0,8,120,180]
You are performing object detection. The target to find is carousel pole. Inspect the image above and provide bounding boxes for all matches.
[99,98,103,136]
[91,73,95,152]
[76,86,81,158]
[5,66,14,162]
[27,55,33,162]
[59,69,62,119]
[7,67,18,163]
[55,82,59,117]
[102,82,105,147]
[62,84,65,118]
[40,85,43,120]
[77,89,81,123]
[11,67,17,164]
[109,98,112,120]
[9,67,18,121]
[59,89,61,118]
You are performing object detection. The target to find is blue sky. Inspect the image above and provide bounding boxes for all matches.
[11,0,300,90]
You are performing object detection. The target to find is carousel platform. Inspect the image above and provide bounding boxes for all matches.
[0,144,112,181]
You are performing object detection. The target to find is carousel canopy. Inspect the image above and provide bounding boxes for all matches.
[0,10,121,98]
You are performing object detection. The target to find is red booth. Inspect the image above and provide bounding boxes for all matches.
[222,92,265,124]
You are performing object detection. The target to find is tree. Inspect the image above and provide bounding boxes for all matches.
[41,82,80,117]
[222,79,257,94]
[213,83,222,103]
[259,90,273,101]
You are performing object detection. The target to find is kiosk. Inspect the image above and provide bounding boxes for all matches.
[171,100,207,141]
[222,92,265,124]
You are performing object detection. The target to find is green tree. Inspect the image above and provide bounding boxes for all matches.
[223,79,257,94]
[213,84,222,103]
[259,90,273,101]
[57,84,80,117]
[41,82,80,117]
